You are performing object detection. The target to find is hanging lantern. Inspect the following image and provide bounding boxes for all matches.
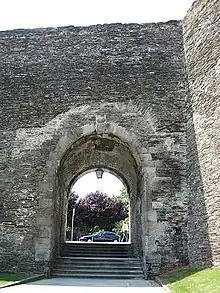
[95,167,104,179]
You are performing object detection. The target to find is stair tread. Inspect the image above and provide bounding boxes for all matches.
[58,256,138,261]
[52,243,143,279]
[53,269,142,272]
[62,252,129,257]
[54,264,141,267]
[52,273,143,277]
[64,243,130,244]
[62,251,130,253]
[63,248,131,250]
[53,266,142,272]
[63,249,130,251]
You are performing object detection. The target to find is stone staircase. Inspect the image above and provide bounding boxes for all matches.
[52,242,144,279]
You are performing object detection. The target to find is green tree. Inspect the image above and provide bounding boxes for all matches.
[113,187,130,235]
[67,191,79,229]
[117,186,129,208]
[73,191,128,233]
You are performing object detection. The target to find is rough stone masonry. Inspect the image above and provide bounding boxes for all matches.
[184,0,220,267]
[0,0,219,273]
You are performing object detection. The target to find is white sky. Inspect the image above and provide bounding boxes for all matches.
[72,171,124,198]
[0,0,194,31]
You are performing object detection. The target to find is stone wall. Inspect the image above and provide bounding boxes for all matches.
[183,0,220,266]
[0,21,188,272]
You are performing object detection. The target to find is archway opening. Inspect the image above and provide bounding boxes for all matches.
[65,169,131,243]
[49,133,144,260]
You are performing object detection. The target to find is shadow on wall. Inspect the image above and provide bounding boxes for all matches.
[186,92,212,267]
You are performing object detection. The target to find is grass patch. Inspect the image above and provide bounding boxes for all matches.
[0,272,28,285]
[160,267,220,293]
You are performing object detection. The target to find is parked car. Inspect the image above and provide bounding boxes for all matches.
[79,231,120,242]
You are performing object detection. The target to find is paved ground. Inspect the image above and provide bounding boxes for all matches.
[2,278,167,293]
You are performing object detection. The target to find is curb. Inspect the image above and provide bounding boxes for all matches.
[155,276,172,293]
[0,274,45,289]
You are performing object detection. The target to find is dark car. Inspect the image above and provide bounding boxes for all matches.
[79,231,120,242]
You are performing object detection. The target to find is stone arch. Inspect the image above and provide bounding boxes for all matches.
[35,121,158,271]
[55,132,141,255]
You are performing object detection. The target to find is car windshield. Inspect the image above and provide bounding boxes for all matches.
[106,232,115,235]
[94,231,103,236]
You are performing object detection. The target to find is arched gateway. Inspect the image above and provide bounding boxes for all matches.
[26,98,187,275]
[35,121,160,274]
[5,12,218,274]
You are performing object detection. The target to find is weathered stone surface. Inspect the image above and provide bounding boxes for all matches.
[183,0,220,267]
[0,4,217,274]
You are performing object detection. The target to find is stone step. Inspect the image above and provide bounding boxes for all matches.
[54,259,140,264]
[53,268,143,274]
[61,252,130,258]
[54,264,142,269]
[62,248,130,253]
[63,245,130,251]
[62,247,130,252]
[64,242,130,247]
[52,272,144,279]
[62,247,131,253]
[52,243,144,279]
[62,251,130,254]
[56,256,139,262]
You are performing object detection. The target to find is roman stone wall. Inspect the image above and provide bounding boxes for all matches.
[0,21,188,272]
[0,22,186,131]
[183,0,220,266]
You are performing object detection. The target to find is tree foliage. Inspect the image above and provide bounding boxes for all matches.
[117,186,129,208]
[112,187,130,236]
[67,191,79,228]
[67,190,128,232]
